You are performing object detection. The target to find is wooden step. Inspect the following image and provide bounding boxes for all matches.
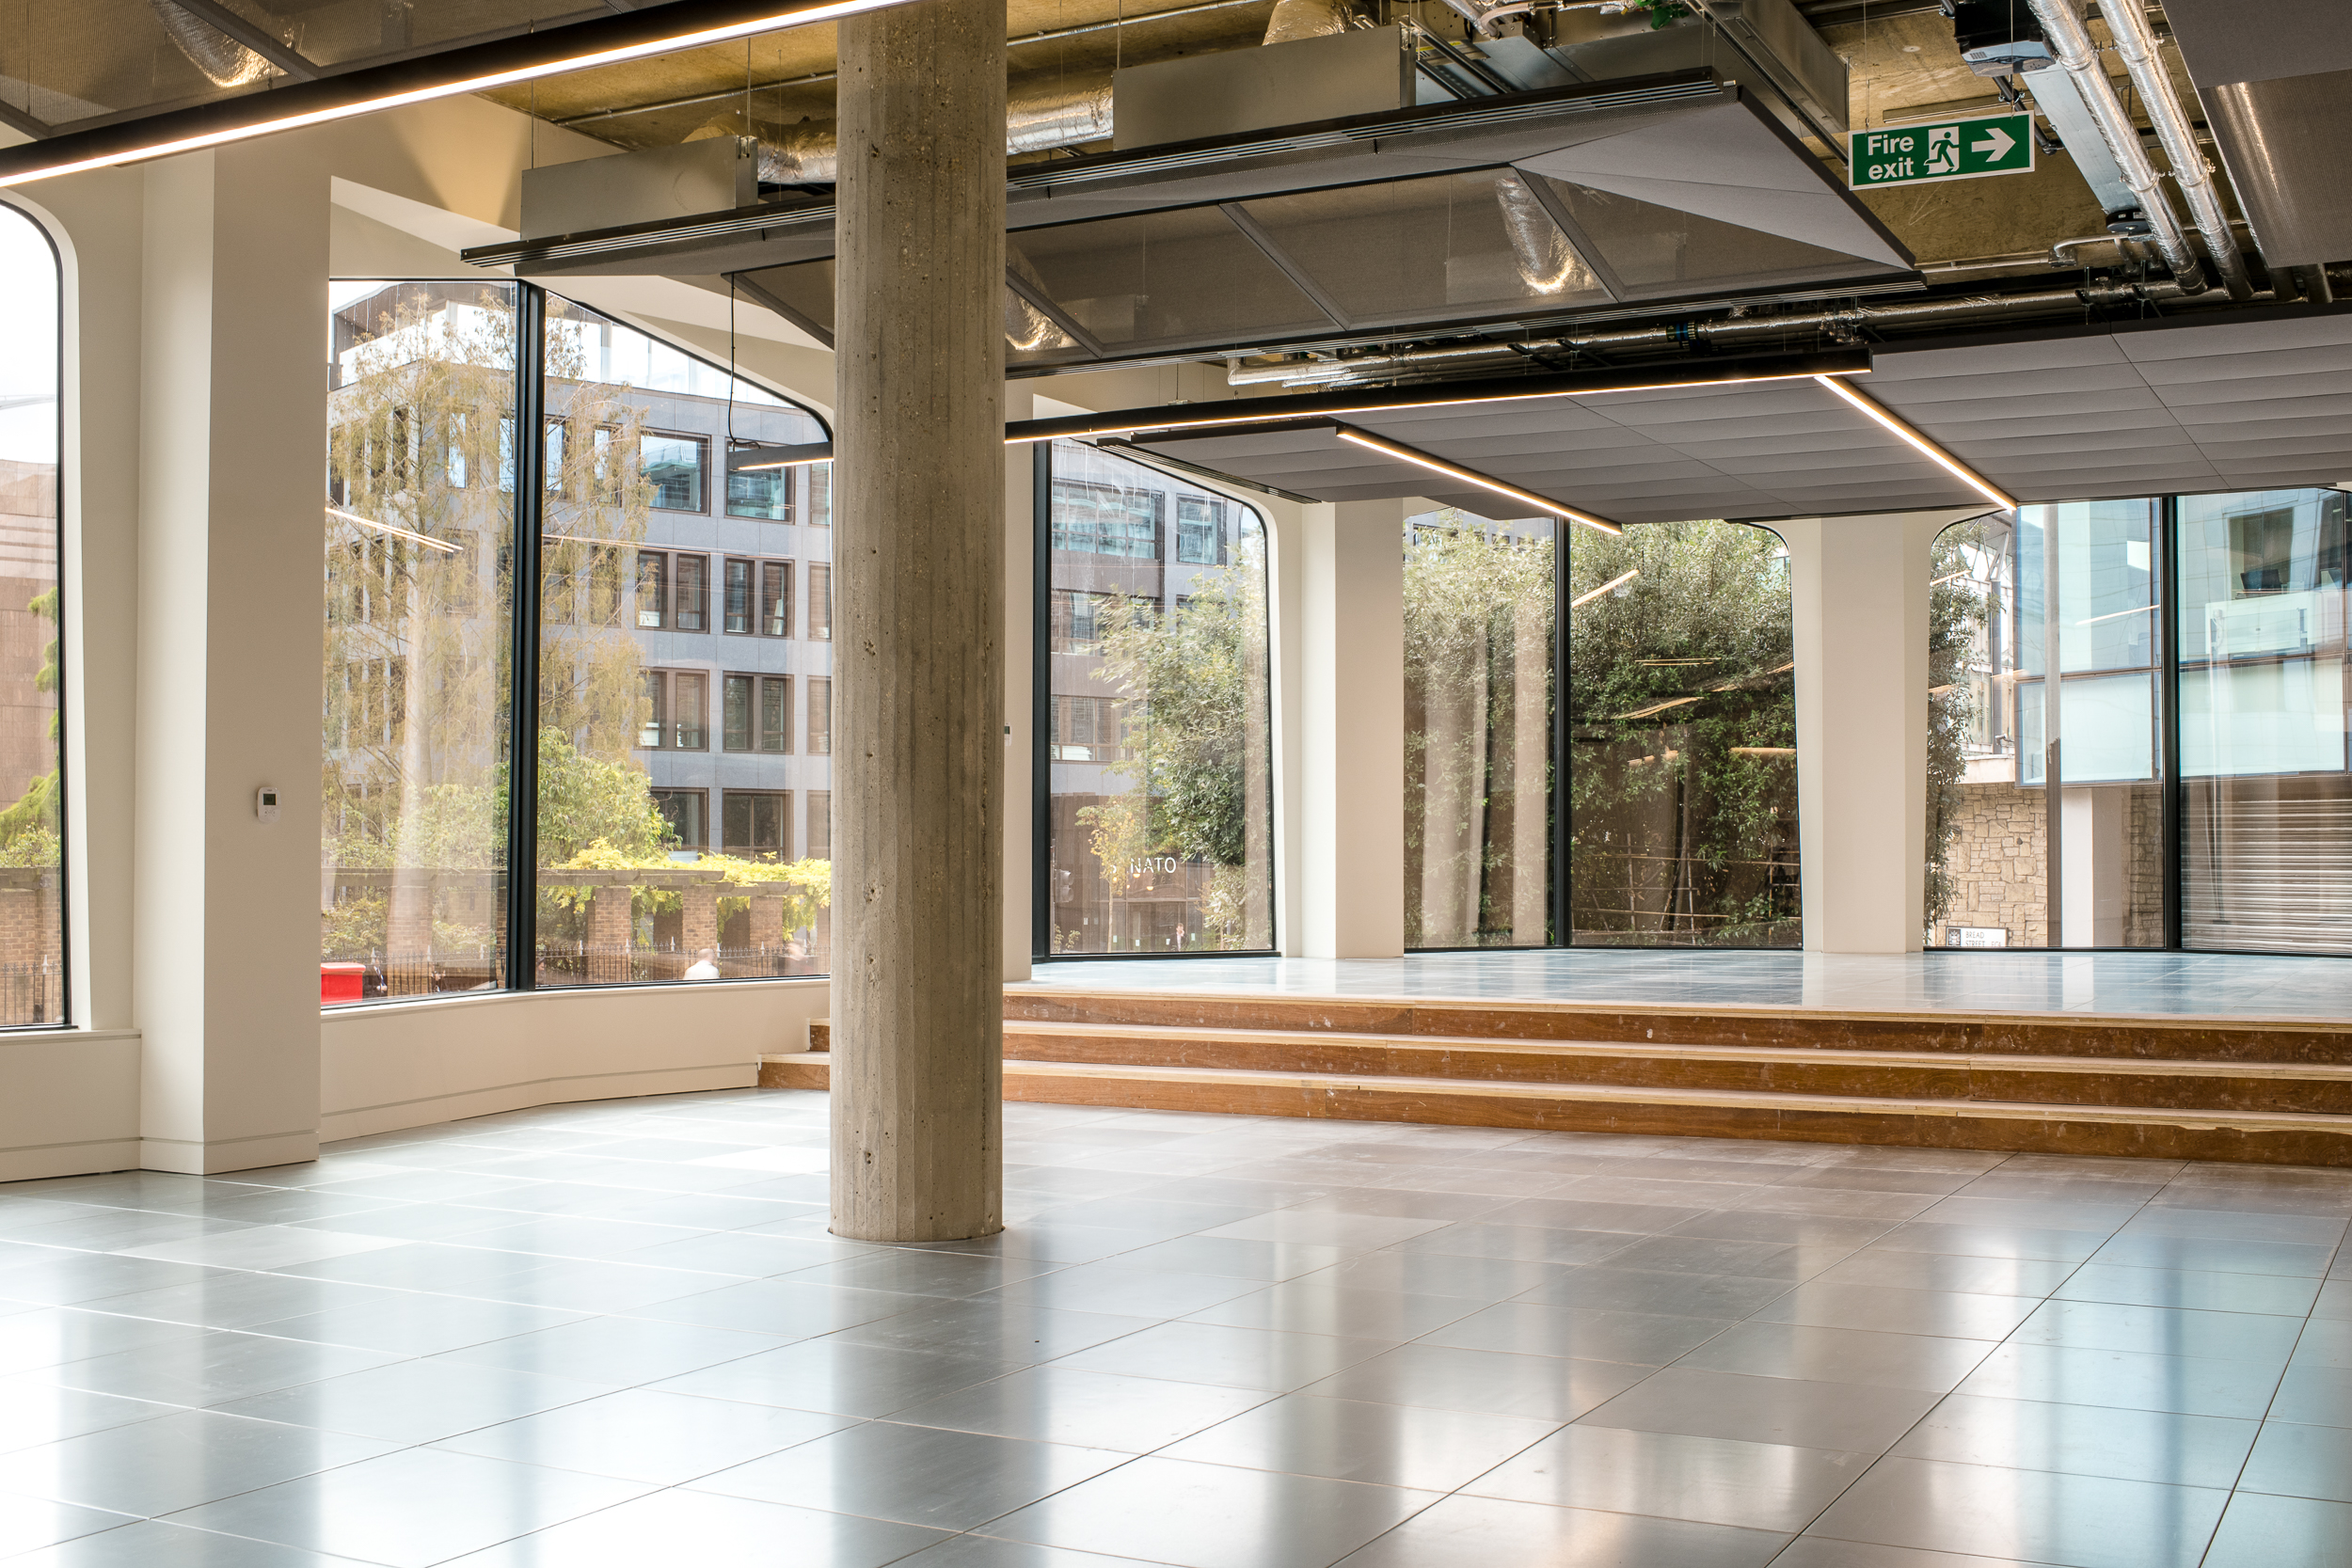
[755,1052,2352,1164]
[1003,987,2352,1064]
[998,1021,2352,1116]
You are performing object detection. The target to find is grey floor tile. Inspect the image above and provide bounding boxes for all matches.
[654,1338,1023,1418]
[1465,1422,1869,1531]
[785,1248,1061,1297]
[984,1454,1438,1568]
[1159,1391,1558,1490]
[0,1381,176,1456]
[892,1534,1186,1567]
[42,1328,403,1408]
[1890,1393,2259,1488]
[440,1483,950,1567]
[2294,1316,2352,1369]
[247,1295,586,1356]
[1809,1249,2076,1299]
[1418,1301,1732,1365]
[1869,1222,2107,1264]
[210,1357,605,1443]
[0,1497,137,1558]
[1333,1493,1788,1568]
[0,1307,201,1374]
[1674,1322,1994,1394]
[984,1262,1263,1319]
[1768,1541,2056,1568]
[1199,1212,1449,1250]
[1301,1341,1649,1422]
[694,1419,1130,1529]
[1954,1341,2285,1419]
[2,1518,378,1566]
[622,1275,926,1337]
[433,1312,786,1386]
[1515,1265,1796,1319]
[2201,1490,2352,1568]
[1803,1455,2228,1568]
[1753,1282,2040,1341]
[2268,1364,2352,1429]
[2009,1298,2304,1364]
[1052,1319,1392,1392]
[1313,1248,1581,1301]
[1184,1280,1481,1339]
[2240,1420,2352,1503]
[885,1365,1266,1452]
[161,1440,655,1567]
[1104,1236,1348,1283]
[830,1296,1156,1363]
[433,1386,853,1484]
[2055,1262,2323,1316]
[2088,1233,2335,1277]
[0,1407,396,1516]
[1577,1368,1942,1453]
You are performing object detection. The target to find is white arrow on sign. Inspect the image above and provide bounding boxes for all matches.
[1972,124,2016,161]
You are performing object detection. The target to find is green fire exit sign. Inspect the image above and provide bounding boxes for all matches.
[1849,113,2035,189]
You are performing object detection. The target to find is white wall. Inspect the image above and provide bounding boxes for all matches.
[319,979,826,1142]
[1299,499,1407,958]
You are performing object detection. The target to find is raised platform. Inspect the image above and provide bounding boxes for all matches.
[764,952,2352,1165]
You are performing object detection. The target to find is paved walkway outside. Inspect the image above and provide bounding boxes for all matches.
[0,1090,2345,1564]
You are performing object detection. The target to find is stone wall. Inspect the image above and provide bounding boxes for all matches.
[1935,782,2047,946]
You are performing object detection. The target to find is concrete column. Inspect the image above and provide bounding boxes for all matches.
[1299,499,1406,958]
[133,145,327,1173]
[1782,509,1985,954]
[831,0,1007,1243]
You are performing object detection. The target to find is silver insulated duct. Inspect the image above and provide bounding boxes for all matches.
[700,74,1115,186]
[1495,173,1595,295]
[149,0,275,87]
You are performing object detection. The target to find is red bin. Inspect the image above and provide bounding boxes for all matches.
[321,962,365,1004]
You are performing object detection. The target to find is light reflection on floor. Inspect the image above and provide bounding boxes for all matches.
[0,1090,2344,1564]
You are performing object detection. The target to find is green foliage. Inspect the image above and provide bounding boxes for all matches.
[0,824,60,869]
[531,726,670,863]
[1633,0,1692,26]
[1565,520,1798,944]
[0,586,60,858]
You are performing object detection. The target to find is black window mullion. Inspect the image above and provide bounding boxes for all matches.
[503,285,547,992]
[2160,495,2184,949]
[1553,519,1571,949]
[1031,440,1053,959]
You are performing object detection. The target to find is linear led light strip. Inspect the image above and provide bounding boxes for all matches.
[1332,426,1622,535]
[1568,567,1639,608]
[0,1,920,187]
[1006,366,1844,446]
[1811,373,2015,512]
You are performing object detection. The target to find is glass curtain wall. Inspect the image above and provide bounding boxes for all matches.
[2180,487,2352,952]
[1041,439,1275,954]
[1404,509,1554,948]
[0,205,63,1025]
[1927,503,2163,949]
[322,280,830,1005]
[1565,521,1800,946]
[323,281,516,1001]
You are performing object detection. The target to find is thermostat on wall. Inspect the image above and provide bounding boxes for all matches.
[256,786,280,824]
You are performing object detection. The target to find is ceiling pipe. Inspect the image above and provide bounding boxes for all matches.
[2097,0,2254,301]
[693,71,1115,183]
[2021,0,2206,294]
[1224,278,2262,388]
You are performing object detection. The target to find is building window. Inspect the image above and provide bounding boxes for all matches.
[672,671,707,750]
[763,560,793,637]
[809,462,832,528]
[674,553,707,632]
[1050,694,1129,762]
[1052,477,1160,559]
[654,788,707,849]
[723,790,790,860]
[760,675,791,752]
[644,433,707,512]
[723,558,755,634]
[1176,496,1224,564]
[726,466,793,522]
[635,550,666,629]
[722,673,795,753]
[807,675,832,754]
[723,673,753,752]
[639,669,665,750]
[808,562,832,641]
[807,791,831,860]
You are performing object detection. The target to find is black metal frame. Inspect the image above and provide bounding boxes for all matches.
[503,285,548,992]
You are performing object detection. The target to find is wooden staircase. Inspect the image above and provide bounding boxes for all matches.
[758,990,2352,1165]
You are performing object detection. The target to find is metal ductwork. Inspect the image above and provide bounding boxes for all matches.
[2020,0,2208,293]
[1225,277,2264,388]
[1263,0,1352,45]
[2098,0,2254,301]
[149,0,275,87]
[1494,171,1596,295]
[697,73,1116,186]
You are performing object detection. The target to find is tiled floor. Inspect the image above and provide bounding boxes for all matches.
[1,1089,2349,1565]
[1025,948,2352,1021]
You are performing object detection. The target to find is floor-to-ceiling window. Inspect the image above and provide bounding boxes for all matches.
[1404,509,1554,949]
[321,281,829,1004]
[0,205,63,1025]
[2180,487,2352,952]
[1565,520,1800,947]
[1931,487,2352,954]
[1038,439,1274,955]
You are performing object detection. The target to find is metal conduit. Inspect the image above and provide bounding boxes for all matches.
[2098,0,2254,301]
[2022,0,2207,294]
[1224,278,2253,387]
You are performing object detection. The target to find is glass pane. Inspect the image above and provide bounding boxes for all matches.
[763,561,792,637]
[759,676,791,753]
[1237,170,1609,328]
[1043,439,1274,955]
[1565,522,1798,946]
[0,207,63,1024]
[1527,176,1876,297]
[1405,510,1554,949]
[323,280,515,1003]
[536,296,832,988]
[727,466,794,522]
[2179,487,2352,953]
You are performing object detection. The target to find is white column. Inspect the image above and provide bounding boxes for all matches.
[135,145,329,1172]
[1782,509,1984,955]
[1299,499,1405,958]
[1003,388,1033,982]
[2061,786,2127,946]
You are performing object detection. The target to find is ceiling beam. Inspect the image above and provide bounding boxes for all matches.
[161,0,323,81]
